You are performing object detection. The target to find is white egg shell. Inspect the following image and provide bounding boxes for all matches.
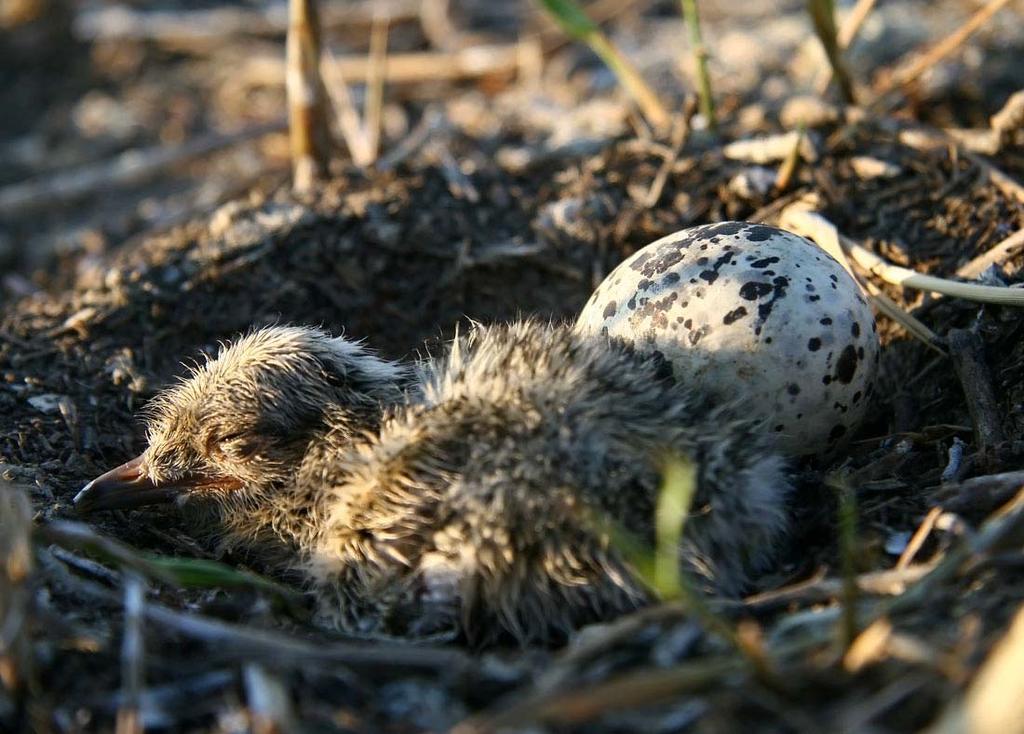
[575,221,880,456]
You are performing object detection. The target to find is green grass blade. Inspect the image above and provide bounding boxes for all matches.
[37,521,305,612]
[806,0,857,103]
[537,0,598,39]
[653,454,697,599]
[679,0,717,131]
[536,0,671,130]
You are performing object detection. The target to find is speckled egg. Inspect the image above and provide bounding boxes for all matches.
[575,221,880,456]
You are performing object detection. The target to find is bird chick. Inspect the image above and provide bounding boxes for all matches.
[77,322,791,646]
[307,321,791,644]
[75,326,409,563]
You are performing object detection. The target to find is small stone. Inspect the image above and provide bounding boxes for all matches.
[780,95,840,128]
[28,394,64,414]
[850,156,902,179]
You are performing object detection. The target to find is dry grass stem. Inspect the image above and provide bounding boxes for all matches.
[832,472,861,650]
[774,124,805,191]
[642,101,695,207]
[241,44,523,88]
[842,234,1024,306]
[743,563,936,613]
[321,47,374,166]
[0,121,284,217]
[874,0,1014,103]
[0,485,33,697]
[927,603,1024,734]
[286,0,329,192]
[885,487,1024,619]
[897,507,944,570]
[778,202,949,353]
[782,200,1024,306]
[141,602,482,680]
[364,13,390,165]
[452,657,744,734]
[377,107,445,170]
[935,470,1024,516]
[115,573,145,734]
[420,0,460,52]
[955,228,1024,279]
[863,282,947,356]
[243,664,296,734]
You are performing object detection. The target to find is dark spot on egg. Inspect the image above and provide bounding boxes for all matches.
[835,345,858,384]
[689,325,711,345]
[603,301,617,319]
[828,424,847,443]
[808,338,822,352]
[723,307,748,325]
[740,281,773,300]
[851,322,861,338]
[787,383,801,396]
[704,221,746,238]
[663,272,681,285]
[820,317,832,325]
[751,256,781,269]
[743,224,779,242]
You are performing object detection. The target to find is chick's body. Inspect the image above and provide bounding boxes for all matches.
[309,322,791,644]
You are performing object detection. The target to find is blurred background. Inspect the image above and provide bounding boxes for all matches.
[1,0,1021,298]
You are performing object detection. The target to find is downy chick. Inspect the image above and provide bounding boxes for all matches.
[77,322,791,645]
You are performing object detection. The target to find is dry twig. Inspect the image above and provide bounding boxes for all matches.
[947,329,1006,459]
[873,0,1014,103]
[115,573,146,734]
[955,229,1024,279]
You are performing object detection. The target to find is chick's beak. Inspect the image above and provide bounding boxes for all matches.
[74,455,185,513]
